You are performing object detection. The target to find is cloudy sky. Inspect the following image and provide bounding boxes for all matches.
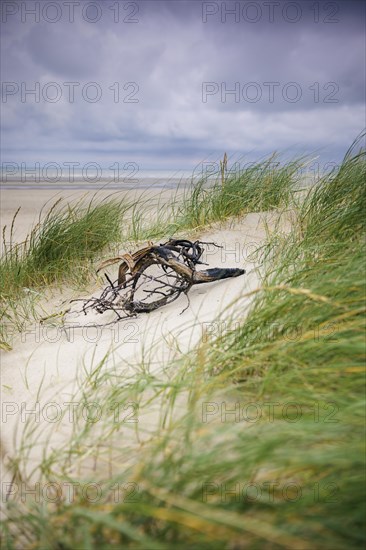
[1,0,365,175]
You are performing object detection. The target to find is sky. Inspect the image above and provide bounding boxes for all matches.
[1,0,365,177]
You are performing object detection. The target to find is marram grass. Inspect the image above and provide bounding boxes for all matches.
[0,196,131,348]
[1,135,365,548]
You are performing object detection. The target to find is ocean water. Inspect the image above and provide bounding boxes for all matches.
[0,168,199,190]
[0,165,321,190]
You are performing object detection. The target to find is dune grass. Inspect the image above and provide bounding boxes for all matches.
[1,136,365,548]
[123,154,304,241]
[174,155,302,231]
[0,197,131,348]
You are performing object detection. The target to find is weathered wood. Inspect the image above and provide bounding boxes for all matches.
[75,239,245,323]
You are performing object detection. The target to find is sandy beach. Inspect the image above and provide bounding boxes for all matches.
[0,185,290,487]
[1,143,364,548]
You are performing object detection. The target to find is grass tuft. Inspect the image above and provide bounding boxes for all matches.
[0,197,130,348]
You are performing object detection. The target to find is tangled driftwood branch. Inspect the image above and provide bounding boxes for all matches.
[71,239,245,324]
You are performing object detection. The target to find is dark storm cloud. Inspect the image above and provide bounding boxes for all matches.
[0,0,365,169]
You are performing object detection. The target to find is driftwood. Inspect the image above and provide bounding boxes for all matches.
[72,239,245,324]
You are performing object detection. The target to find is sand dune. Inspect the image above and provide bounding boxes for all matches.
[0,196,290,497]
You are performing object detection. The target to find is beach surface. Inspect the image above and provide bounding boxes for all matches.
[0,185,290,489]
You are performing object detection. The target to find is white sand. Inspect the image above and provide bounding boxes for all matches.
[0,189,291,499]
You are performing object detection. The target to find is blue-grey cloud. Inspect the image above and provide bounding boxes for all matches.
[1,0,364,171]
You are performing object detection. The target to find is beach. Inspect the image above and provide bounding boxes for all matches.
[1,148,364,548]
[0,183,291,482]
